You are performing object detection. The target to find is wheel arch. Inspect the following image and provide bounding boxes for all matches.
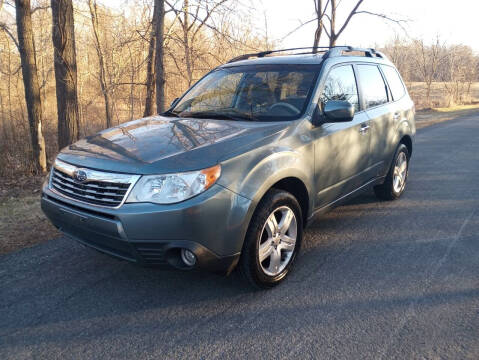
[270,177,310,226]
[400,134,413,157]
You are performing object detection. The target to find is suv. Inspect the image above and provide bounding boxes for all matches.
[41,46,415,288]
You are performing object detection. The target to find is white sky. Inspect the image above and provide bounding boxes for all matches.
[251,0,479,51]
[98,0,479,51]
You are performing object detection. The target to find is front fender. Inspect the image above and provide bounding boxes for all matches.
[217,143,314,216]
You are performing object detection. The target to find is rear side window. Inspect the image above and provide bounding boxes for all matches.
[320,65,359,112]
[357,65,388,109]
[381,65,406,100]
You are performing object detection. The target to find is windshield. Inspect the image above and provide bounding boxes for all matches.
[171,64,320,121]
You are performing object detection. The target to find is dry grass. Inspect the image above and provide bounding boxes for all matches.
[0,176,59,255]
[415,104,479,129]
[408,82,479,110]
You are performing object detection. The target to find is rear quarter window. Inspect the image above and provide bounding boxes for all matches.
[381,65,406,101]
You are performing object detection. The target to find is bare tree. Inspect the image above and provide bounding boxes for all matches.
[380,35,413,81]
[144,4,157,117]
[15,0,47,173]
[88,0,113,128]
[441,45,478,106]
[323,0,365,46]
[166,0,229,87]
[412,38,444,107]
[312,0,325,51]
[307,0,406,48]
[51,0,80,149]
[155,0,166,113]
[0,1,20,51]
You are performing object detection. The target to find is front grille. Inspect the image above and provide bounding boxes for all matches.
[50,160,140,208]
[44,194,116,219]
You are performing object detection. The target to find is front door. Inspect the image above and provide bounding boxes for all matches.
[312,64,372,209]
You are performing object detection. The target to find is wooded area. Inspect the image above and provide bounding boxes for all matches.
[0,0,478,178]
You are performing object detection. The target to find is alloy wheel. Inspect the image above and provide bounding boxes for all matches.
[393,151,408,193]
[258,206,297,276]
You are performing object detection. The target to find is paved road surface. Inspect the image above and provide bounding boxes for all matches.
[1,113,478,359]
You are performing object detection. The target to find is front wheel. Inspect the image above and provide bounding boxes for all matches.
[374,144,410,200]
[239,189,303,289]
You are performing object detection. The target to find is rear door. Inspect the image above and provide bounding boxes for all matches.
[312,64,372,208]
[356,64,394,176]
[379,65,411,165]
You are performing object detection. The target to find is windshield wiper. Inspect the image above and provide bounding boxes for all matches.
[162,110,180,117]
[179,111,254,122]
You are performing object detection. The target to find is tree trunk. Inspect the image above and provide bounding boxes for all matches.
[51,0,80,150]
[182,0,193,87]
[144,3,157,117]
[88,0,113,128]
[155,0,166,113]
[312,0,323,52]
[127,45,135,120]
[426,81,431,107]
[15,0,47,173]
[329,0,337,47]
[5,34,14,142]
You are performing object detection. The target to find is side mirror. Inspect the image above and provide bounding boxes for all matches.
[323,100,355,123]
[170,97,180,108]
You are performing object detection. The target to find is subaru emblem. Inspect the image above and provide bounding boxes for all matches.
[74,169,88,182]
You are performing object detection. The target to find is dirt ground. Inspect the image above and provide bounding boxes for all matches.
[0,176,60,254]
[1,104,478,255]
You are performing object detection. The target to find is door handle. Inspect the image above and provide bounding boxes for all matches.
[359,124,370,134]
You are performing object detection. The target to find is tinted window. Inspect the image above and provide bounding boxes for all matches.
[320,65,359,112]
[183,71,243,111]
[381,65,406,100]
[357,65,388,108]
[172,65,319,121]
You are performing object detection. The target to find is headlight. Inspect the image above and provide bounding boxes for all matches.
[126,164,221,204]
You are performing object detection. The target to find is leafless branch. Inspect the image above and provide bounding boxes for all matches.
[0,23,19,50]
[354,10,410,34]
[31,5,50,14]
[334,0,364,39]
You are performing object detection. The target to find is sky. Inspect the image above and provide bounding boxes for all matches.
[251,0,479,51]
[98,0,479,52]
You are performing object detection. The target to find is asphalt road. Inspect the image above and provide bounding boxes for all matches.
[1,113,478,360]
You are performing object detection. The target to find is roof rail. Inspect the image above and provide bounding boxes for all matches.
[325,46,386,59]
[227,46,387,63]
[227,47,330,63]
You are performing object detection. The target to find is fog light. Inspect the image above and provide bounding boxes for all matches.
[181,248,196,266]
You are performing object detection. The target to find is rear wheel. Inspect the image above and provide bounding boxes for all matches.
[239,189,303,289]
[374,144,409,200]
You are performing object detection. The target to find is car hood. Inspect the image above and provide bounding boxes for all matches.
[57,115,290,174]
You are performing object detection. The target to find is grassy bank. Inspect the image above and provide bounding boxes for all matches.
[416,104,479,129]
[0,192,59,255]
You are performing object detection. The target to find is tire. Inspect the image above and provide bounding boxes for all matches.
[374,143,410,201]
[239,189,303,289]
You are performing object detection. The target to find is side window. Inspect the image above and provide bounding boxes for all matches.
[381,65,406,101]
[357,65,388,109]
[320,65,359,112]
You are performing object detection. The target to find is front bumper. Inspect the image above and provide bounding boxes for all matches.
[41,183,252,274]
